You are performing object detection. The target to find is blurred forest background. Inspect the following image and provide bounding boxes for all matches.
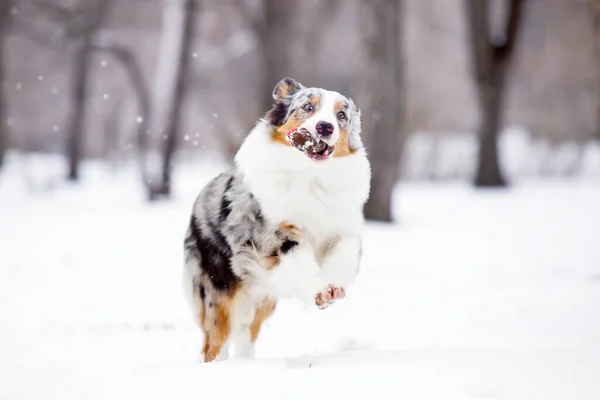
[1,0,600,221]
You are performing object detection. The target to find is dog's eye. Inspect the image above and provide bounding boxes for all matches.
[303,103,313,112]
[337,111,346,121]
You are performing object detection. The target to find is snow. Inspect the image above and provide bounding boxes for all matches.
[402,128,600,181]
[1,153,600,399]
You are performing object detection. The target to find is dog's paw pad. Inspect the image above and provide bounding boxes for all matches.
[315,285,345,309]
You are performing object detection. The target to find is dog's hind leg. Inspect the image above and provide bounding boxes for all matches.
[201,293,234,362]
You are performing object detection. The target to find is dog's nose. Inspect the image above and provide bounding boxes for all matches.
[315,121,334,136]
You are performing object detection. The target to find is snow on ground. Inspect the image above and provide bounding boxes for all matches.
[1,154,600,400]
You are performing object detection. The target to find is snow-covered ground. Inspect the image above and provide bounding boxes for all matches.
[1,154,599,400]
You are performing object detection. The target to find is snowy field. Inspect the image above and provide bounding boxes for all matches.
[1,153,600,400]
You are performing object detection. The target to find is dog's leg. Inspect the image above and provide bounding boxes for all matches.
[268,223,343,308]
[319,235,361,290]
[201,293,235,362]
[231,297,276,359]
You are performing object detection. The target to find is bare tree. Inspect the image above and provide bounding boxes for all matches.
[149,0,198,199]
[288,0,341,79]
[0,0,12,172]
[465,0,525,187]
[65,0,110,182]
[589,0,600,141]
[90,35,151,186]
[231,0,294,116]
[360,0,404,222]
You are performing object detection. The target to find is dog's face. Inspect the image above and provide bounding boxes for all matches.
[266,77,363,161]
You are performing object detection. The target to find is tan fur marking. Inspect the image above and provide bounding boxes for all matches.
[203,301,231,362]
[271,115,303,146]
[271,95,319,146]
[316,235,342,265]
[333,101,356,158]
[264,254,280,270]
[277,81,295,99]
[199,287,241,362]
[333,128,354,158]
[310,94,321,108]
[263,222,303,270]
[250,298,277,343]
[279,221,299,232]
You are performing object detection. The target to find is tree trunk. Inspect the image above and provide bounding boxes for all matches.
[66,40,92,182]
[151,0,197,199]
[475,76,507,186]
[258,0,293,114]
[90,40,151,186]
[0,1,11,172]
[361,0,404,222]
[590,0,600,141]
[65,0,110,182]
[465,0,524,187]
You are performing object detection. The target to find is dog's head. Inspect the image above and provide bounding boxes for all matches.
[265,77,363,161]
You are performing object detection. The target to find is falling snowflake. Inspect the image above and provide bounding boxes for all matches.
[103,94,109,100]
[38,75,43,81]
[127,143,132,149]
[10,7,18,15]
[101,60,107,67]
[6,118,13,126]
[209,125,214,130]
[193,140,198,146]
[51,86,59,94]
[184,135,190,141]
[192,52,198,58]
[194,132,200,138]
[136,116,143,123]
[16,83,22,90]
[52,125,59,132]
[212,112,219,118]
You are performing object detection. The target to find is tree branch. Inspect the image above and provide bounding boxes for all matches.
[27,0,76,23]
[89,34,151,158]
[10,18,67,48]
[464,0,493,83]
[230,0,263,34]
[494,0,525,60]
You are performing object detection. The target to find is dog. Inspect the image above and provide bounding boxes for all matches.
[183,77,371,362]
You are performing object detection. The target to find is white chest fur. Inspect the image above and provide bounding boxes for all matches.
[235,121,371,242]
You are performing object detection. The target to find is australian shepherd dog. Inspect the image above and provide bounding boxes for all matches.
[183,77,371,362]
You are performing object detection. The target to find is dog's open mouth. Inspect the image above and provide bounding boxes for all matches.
[306,139,334,161]
[287,128,334,161]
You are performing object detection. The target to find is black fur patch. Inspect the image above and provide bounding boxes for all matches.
[199,284,206,299]
[265,101,289,127]
[253,206,265,226]
[280,240,298,254]
[190,216,239,292]
[219,175,234,223]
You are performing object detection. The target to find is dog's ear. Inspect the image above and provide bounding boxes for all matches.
[272,77,304,103]
[266,77,304,126]
[347,97,364,151]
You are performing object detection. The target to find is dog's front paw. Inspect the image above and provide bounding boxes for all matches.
[315,285,346,309]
